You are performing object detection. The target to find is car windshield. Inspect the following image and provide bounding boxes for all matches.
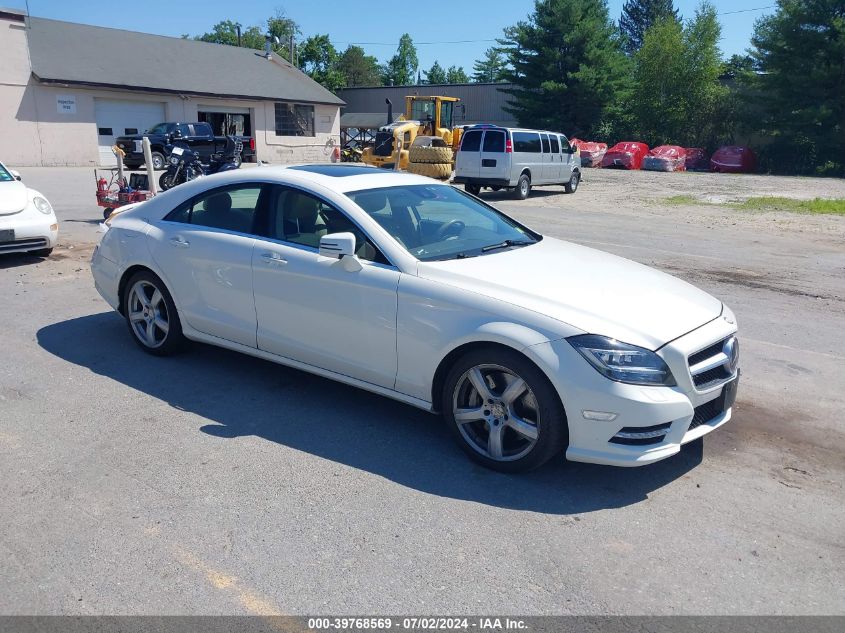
[147,123,174,135]
[347,184,540,261]
[0,164,13,182]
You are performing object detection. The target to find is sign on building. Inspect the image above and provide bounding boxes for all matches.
[56,95,77,114]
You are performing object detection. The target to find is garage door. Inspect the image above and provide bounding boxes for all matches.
[94,99,166,166]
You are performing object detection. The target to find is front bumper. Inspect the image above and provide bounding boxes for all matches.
[531,315,738,467]
[0,211,58,254]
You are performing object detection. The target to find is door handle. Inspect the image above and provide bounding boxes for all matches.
[260,252,287,266]
[169,237,190,248]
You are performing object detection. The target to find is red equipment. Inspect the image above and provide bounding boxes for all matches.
[643,145,687,172]
[94,168,152,220]
[572,139,608,168]
[684,148,709,171]
[710,146,757,173]
[600,142,650,170]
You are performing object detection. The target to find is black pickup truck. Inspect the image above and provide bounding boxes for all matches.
[115,122,255,170]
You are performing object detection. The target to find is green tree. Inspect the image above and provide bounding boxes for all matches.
[446,65,469,83]
[619,0,680,55]
[338,45,382,87]
[297,34,345,92]
[472,47,508,82]
[193,11,299,61]
[382,34,418,85]
[747,0,845,175]
[630,3,727,147]
[720,53,755,80]
[425,61,447,84]
[499,0,631,137]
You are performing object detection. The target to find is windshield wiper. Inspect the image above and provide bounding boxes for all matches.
[481,239,536,253]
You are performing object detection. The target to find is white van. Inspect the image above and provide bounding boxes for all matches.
[454,125,581,199]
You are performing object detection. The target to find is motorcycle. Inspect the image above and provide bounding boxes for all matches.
[159,136,243,191]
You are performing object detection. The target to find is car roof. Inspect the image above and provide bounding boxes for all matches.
[467,125,568,136]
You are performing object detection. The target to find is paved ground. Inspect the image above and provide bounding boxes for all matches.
[1,166,843,615]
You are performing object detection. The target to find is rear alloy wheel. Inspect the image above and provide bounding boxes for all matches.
[465,184,481,196]
[442,348,567,472]
[514,173,531,200]
[564,172,580,194]
[123,271,185,356]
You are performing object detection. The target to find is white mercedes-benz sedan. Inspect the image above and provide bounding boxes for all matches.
[91,164,739,472]
[0,161,58,257]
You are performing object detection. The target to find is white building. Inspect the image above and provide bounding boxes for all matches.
[0,8,343,166]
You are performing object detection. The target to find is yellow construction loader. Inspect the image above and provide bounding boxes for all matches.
[362,95,464,178]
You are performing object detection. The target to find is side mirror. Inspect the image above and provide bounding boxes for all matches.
[10,169,21,181]
[319,232,361,271]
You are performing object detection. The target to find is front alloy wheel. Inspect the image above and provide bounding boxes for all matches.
[443,348,567,472]
[123,271,185,355]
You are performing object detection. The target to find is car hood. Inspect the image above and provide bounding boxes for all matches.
[416,236,722,350]
[0,180,28,215]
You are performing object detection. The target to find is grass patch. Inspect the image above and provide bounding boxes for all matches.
[661,194,845,215]
[734,197,845,215]
[664,194,699,205]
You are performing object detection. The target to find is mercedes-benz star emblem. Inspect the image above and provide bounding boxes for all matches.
[722,337,739,373]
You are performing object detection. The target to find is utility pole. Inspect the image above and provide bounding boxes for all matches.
[236,24,241,47]
[289,35,295,65]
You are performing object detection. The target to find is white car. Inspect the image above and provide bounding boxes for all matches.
[91,164,739,472]
[0,162,58,257]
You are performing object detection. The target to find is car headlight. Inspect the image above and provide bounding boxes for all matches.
[33,196,53,214]
[567,334,676,386]
[170,156,179,165]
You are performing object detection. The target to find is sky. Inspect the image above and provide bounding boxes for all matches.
[7,0,776,75]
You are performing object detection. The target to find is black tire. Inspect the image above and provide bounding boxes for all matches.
[122,270,186,356]
[514,173,531,200]
[564,171,580,194]
[150,152,166,171]
[159,172,176,191]
[464,184,481,196]
[31,247,53,258]
[441,346,568,473]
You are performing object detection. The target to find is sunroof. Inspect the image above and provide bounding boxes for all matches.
[287,164,387,177]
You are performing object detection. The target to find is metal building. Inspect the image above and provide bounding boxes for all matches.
[337,83,518,128]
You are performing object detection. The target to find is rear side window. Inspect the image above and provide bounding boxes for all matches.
[482,131,505,152]
[541,134,551,153]
[165,185,263,234]
[550,136,560,153]
[512,132,541,153]
[461,130,482,152]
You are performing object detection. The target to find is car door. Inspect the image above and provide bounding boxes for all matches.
[252,185,401,389]
[146,183,267,347]
[552,135,571,183]
[455,129,482,180]
[479,129,509,184]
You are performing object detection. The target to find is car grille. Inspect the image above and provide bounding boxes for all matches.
[688,336,735,390]
[0,237,47,253]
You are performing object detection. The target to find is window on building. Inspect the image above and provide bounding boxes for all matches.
[274,103,315,137]
[98,127,113,136]
[124,128,138,135]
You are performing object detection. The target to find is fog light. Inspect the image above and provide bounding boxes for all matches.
[582,410,618,421]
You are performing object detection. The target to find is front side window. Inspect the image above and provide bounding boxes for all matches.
[0,164,13,182]
[274,103,315,137]
[165,185,264,234]
[266,187,387,263]
[550,136,560,153]
[439,101,453,128]
[347,184,540,262]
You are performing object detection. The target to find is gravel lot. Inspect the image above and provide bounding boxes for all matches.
[1,166,843,615]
